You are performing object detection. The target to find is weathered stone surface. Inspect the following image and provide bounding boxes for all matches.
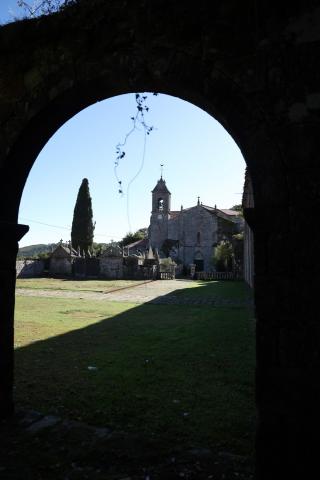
[16,259,44,278]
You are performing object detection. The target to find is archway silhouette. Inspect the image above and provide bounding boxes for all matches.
[8,79,268,476]
[15,88,254,445]
[6,77,276,222]
[1,3,317,478]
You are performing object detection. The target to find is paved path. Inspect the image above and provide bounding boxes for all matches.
[16,280,194,303]
[16,279,252,307]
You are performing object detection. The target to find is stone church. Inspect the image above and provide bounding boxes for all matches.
[148,177,244,271]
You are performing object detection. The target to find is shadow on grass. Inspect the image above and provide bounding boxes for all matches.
[13,281,255,458]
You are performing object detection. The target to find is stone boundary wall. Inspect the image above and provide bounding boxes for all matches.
[196,271,242,281]
[16,260,44,278]
[49,258,72,276]
[99,257,123,279]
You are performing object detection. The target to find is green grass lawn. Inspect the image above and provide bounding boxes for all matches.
[174,279,253,303]
[14,281,255,456]
[15,277,146,293]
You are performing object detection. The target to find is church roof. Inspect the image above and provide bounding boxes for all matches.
[201,205,240,217]
[152,177,171,194]
[125,238,149,250]
[169,211,180,218]
[168,203,241,219]
[51,244,78,257]
[219,209,241,216]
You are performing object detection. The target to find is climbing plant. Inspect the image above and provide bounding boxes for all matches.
[114,92,158,232]
[114,93,157,195]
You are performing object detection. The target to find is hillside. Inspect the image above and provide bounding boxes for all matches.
[18,244,57,258]
[18,242,110,258]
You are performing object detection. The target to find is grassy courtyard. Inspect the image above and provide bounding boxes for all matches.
[14,280,255,456]
[16,277,147,293]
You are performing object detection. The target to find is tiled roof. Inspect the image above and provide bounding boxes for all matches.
[126,238,148,249]
[169,211,181,218]
[51,244,79,257]
[219,209,241,216]
[201,205,240,216]
[151,177,171,194]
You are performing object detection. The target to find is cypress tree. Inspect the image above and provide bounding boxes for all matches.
[71,178,95,256]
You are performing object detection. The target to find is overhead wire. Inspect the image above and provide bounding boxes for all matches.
[18,217,121,240]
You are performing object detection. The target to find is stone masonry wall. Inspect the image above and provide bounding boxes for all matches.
[100,257,123,279]
[16,259,44,278]
[49,258,72,276]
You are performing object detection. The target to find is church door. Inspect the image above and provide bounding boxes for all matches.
[194,259,204,271]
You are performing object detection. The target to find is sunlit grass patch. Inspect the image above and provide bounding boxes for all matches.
[14,282,255,455]
[16,277,146,293]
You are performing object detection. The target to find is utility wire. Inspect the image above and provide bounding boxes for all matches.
[126,128,147,232]
[18,217,120,239]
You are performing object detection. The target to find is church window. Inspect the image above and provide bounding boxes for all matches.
[197,231,201,244]
[158,198,164,211]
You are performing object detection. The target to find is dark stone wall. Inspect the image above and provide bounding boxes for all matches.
[0,1,320,477]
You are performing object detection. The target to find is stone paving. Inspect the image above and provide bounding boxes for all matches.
[16,279,252,307]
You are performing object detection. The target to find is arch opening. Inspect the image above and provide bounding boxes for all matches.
[0,4,314,478]
[13,91,255,472]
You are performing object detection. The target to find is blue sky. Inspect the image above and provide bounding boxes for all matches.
[0,0,49,22]
[0,0,23,22]
[0,2,246,247]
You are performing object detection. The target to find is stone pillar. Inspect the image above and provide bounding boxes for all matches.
[246,203,320,478]
[0,222,29,419]
[189,263,196,279]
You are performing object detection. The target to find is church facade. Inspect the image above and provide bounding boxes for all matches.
[148,177,244,272]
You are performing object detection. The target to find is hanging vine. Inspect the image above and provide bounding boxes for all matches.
[114,93,158,232]
[114,93,157,194]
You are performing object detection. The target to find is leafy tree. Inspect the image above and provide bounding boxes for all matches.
[213,240,234,272]
[230,204,243,215]
[232,233,244,274]
[71,178,95,256]
[120,229,146,247]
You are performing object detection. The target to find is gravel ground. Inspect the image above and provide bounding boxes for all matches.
[16,279,252,306]
[16,280,195,303]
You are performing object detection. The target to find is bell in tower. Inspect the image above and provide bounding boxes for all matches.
[151,176,171,214]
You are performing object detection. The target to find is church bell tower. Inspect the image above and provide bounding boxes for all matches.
[149,176,171,250]
[151,176,171,214]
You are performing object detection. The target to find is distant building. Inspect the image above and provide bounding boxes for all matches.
[148,177,244,272]
[49,243,78,275]
[100,244,123,279]
[124,238,149,256]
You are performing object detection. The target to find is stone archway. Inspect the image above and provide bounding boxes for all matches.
[1,2,320,478]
